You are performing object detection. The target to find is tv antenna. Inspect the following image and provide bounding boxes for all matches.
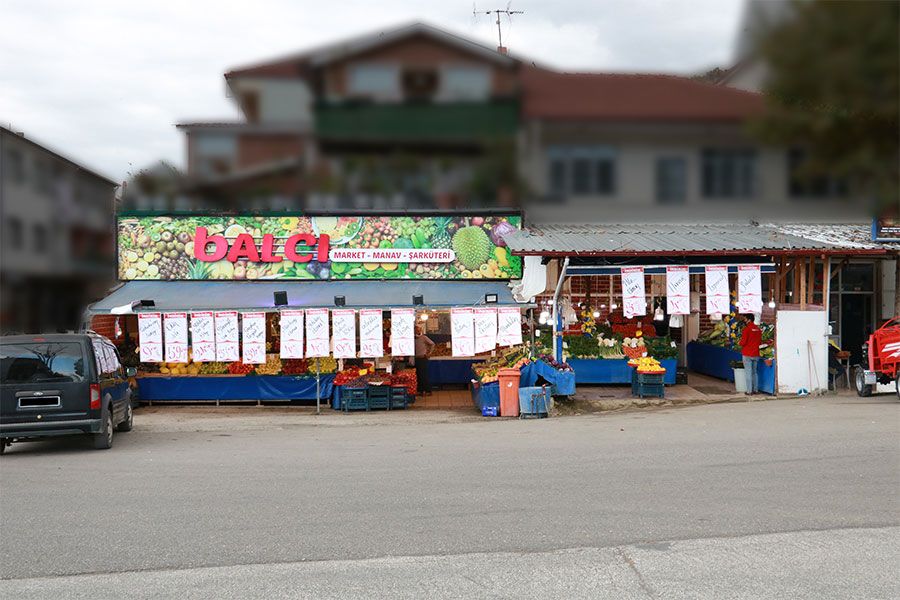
[473,2,524,51]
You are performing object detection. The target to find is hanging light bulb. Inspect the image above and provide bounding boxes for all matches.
[539,310,550,321]
[600,303,606,309]
[592,311,600,318]
[610,301,618,310]
[654,306,665,321]
[768,298,776,309]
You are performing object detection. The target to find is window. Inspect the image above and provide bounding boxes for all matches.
[701,148,756,199]
[656,157,686,204]
[439,66,491,101]
[5,148,25,184]
[546,146,616,198]
[348,64,400,99]
[192,133,237,177]
[402,68,439,100]
[33,224,48,253]
[788,148,848,199]
[1,342,86,383]
[6,217,23,249]
[32,158,55,196]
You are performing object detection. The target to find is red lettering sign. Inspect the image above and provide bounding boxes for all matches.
[193,227,227,262]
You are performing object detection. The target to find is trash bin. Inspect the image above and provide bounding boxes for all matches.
[498,368,521,417]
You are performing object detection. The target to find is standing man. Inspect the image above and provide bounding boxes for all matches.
[739,314,762,395]
[414,323,435,396]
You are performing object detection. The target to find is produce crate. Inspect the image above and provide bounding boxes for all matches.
[636,371,665,385]
[341,387,368,412]
[389,386,408,410]
[634,382,665,399]
[367,385,390,410]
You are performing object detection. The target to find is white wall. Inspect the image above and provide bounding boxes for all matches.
[775,309,829,394]
[230,78,313,124]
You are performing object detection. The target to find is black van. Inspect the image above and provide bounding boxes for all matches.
[0,333,134,453]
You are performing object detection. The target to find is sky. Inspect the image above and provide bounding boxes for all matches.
[0,0,746,183]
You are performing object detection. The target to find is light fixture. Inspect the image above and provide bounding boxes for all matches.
[333,295,345,307]
[539,310,550,321]
[139,299,155,307]
[654,306,665,321]
[419,313,429,321]
[274,291,288,306]
[412,294,424,305]
[484,293,498,304]
[610,302,618,310]
[592,311,600,318]
[538,314,547,325]
[600,304,606,309]
[768,298,776,309]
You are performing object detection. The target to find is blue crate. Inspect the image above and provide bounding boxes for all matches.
[634,382,665,399]
[341,387,368,411]
[367,385,390,410]
[389,386,408,409]
[637,372,665,385]
[481,406,499,417]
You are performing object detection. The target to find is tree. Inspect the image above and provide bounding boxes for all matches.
[751,0,899,215]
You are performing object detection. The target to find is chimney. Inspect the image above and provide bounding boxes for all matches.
[497,46,508,55]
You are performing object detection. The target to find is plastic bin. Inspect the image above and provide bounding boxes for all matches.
[518,386,550,416]
[498,368,521,417]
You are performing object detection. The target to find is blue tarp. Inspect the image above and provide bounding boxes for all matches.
[471,382,501,415]
[568,358,677,385]
[686,342,775,394]
[528,359,576,395]
[137,374,335,401]
[429,359,481,385]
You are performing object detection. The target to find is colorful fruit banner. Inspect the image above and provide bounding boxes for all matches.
[117,214,522,281]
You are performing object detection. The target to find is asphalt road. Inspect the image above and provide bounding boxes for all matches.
[1,395,898,599]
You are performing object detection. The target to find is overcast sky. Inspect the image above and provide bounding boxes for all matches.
[1,0,745,182]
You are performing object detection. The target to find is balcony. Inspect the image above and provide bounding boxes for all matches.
[314,100,519,144]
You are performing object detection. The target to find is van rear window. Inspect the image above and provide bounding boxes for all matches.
[0,342,86,383]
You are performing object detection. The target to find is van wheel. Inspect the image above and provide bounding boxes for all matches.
[93,411,114,450]
[117,403,134,432]
[895,373,899,400]
[854,367,872,397]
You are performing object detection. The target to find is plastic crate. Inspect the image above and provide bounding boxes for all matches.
[341,387,368,411]
[634,382,665,399]
[367,385,390,410]
[481,406,499,417]
[389,386,408,409]
[636,371,665,385]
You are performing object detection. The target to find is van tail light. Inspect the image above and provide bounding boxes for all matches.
[89,384,101,410]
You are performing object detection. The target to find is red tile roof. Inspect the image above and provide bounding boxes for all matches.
[521,67,764,122]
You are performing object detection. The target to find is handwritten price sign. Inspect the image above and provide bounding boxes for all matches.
[497,307,522,347]
[666,266,690,315]
[332,309,356,359]
[359,309,383,358]
[191,312,216,362]
[241,312,266,364]
[621,267,646,318]
[305,309,330,358]
[279,310,304,359]
[451,307,475,357]
[138,313,163,363]
[214,311,239,362]
[474,307,497,354]
[391,308,415,357]
[705,266,730,315]
[737,265,762,313]
[163,312,188,363]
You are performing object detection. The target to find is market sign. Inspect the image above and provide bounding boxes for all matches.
[872,217,900,242]
[117,214,522,281]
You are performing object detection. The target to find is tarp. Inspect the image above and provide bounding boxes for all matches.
[136,374,334,401]
[89,280,524,313]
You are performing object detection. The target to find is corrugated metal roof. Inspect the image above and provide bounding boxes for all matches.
[88,280,521,314]
[504,223,894,255]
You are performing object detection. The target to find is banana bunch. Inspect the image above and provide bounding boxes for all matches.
[255,354,283,375]
[629,357,665,373]
[308,357,338,374]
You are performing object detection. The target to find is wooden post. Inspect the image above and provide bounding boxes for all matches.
[807,256,816,307]
[799,258,807,309]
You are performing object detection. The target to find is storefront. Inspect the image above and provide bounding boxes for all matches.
[87,212,573,414]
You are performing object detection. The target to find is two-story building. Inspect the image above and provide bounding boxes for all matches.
[0,125,118,333]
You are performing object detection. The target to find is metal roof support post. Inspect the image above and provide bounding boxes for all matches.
[552,257,570,364]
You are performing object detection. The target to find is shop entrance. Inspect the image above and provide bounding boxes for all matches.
[840,295,873,364]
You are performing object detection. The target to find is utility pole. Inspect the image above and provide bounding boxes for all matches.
[473,3,524,52]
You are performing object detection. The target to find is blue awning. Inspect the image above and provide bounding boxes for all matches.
[88,280,524,313]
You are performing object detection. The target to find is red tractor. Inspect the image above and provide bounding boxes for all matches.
[855,317,900,398]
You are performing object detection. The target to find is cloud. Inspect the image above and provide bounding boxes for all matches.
[0,0,743,181]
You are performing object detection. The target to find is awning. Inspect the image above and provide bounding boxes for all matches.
[88,280,525,314]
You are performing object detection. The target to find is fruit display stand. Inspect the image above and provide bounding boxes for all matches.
[136,373,335,403]
[686,342,775,394]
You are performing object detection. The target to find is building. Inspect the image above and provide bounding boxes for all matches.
[0,125,118,333]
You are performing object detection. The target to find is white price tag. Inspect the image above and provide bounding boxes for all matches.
[305,308,330,358]
[359,309,384,358]
[391,308,415,357]
[621,267,646,318]
[666,266,690,315]
[497,307,522,347]
[451,307,475,357]
[214,311,239,362]
[737,265,762,313]
[138,313,163,363]
[163,312,188,363]
[474,307,497,354]
[705,266,730,315]
[190,312,216,363]
[332,309,357,359]
[279,310,304,359]
[241,312,266,364]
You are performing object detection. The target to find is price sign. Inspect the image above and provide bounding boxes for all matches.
[190,312,216,362]
[163,312,188,363]
[214,311,239,362]
[451,307,475,357]
[391,308,415,357]
[621,267,647,318]
[474,307,497,354]
[305,308,330,358]
[705,265,730,315]
[332,309,357,359]
[359,309,384,358]
[138,313,163,363]
[737,265,762,313]
[666,266,690,315]
[279,310,304,359]
[497,307,522,347]
[241,312,266,364]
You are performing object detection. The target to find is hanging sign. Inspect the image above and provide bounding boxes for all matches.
[705,266,730,315]
[451,307,475,357]
[359,309,384,358]
[190,312,216,362]
[163,312,189,363]
[137,312,163,363]
[390,308,415,357]
[305,308,330,358]
[621,267,647,319]
[737,265,762,313]
[474,307,498,354]
[241,312,266,364]
[214,311,239,362]
[666,266,690,315]
[279,310,304,359]
[497,307,522,347]
[332,309,357,359]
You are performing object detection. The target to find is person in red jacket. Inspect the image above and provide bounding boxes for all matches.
[739,314,762,395]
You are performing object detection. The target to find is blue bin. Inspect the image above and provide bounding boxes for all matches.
[518,386,550,416]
